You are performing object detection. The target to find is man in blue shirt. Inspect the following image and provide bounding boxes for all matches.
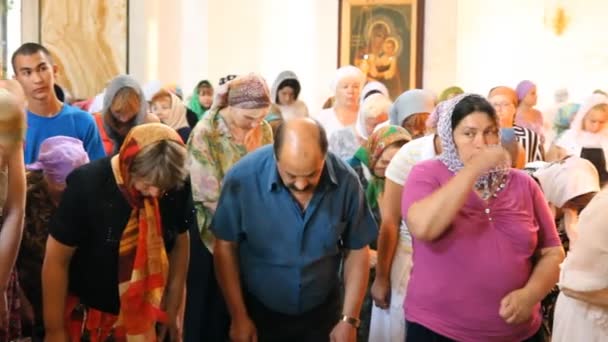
[212,118,377,342]
[12,43,105,164]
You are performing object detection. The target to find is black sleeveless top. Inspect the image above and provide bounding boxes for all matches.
[581,147,608,185]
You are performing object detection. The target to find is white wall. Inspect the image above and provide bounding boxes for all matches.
[125,0,459,111]
[20,0,608,110]
[454,0,608,108]
[128,0,338,112]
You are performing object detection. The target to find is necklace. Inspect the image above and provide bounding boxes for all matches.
[476,171,508,201]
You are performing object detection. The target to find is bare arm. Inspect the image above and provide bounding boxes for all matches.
[407,146,507,242]
[342,247,370,318]
[406,165,478,241]
[42,236,75,337]
[0,146,25,289]
[545,143,567,162]
[164,232,189,316]
[214,239,248,321]
[374,180,401,285]
[525,246,565,303]
[159,231,189,341]
[562,287,608,308]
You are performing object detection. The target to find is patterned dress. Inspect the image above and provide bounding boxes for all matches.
[0,167,22,342]
[187,110,273,251]
[17,171,56,337]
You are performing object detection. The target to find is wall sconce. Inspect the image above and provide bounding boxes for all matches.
[544,4,569,36]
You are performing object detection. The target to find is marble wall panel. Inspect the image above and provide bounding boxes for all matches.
[40,0,127,99]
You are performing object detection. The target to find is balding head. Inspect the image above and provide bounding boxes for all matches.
[273,118,327,162]
[274,118,328,194]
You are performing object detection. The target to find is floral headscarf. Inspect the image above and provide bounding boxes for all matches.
[436,94,509,190]
[354,125,411,208]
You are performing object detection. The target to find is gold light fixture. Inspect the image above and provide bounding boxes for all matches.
[545,2,569,36]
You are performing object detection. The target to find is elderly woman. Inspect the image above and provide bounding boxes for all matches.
[271,70,309,120]
[151,89,192,143]
[389,89,435,139]
[360,81,389,104]
[402,94,564,341]
[0,81,26,341]
[552,188,608,341]
[94,75,159,155]
[330,93,392,159]
[186,73,273,341]
[17,136,89,339]
[489,86,545,162]
[549,94,608,185]
[313,66,365,139]
[42,123,192,341]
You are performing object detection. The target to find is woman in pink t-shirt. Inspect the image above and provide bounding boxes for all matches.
[402,94,565,341]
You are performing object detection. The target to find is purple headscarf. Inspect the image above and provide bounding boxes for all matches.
[516,80,536,101]
[27,136,89,184]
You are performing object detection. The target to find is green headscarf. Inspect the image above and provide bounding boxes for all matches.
[188,80,212,120]
[354,125,411,209]
[438,86,464,103]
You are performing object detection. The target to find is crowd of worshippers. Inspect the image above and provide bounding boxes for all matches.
[0,40,605,342]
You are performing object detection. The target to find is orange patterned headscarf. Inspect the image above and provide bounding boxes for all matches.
[112,123,183,339]
[66,123,183,342]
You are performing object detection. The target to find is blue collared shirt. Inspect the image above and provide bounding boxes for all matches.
[211,145,378,315]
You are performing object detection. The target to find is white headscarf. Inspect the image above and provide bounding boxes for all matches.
[556,94,608,170]
[534,156,600,208]
[355,93,391,140]
[360,81,389,106]
[330,66,365,96]
[154,91,189,131]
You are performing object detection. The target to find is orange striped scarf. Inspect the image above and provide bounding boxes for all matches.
[66,123,183,341]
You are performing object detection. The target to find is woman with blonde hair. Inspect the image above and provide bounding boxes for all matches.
[312,66,365,140]
[549,93,608,185]
[0,80,26,341]
[330,92,391,159]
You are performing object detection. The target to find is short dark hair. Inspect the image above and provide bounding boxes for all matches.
[451,94,497,130]
[11,42,53,73]
[276,79,301,103]
[273,119,328,160]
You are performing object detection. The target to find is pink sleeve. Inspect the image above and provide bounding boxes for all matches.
[530,176,562,249]
[401,160,442,221]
